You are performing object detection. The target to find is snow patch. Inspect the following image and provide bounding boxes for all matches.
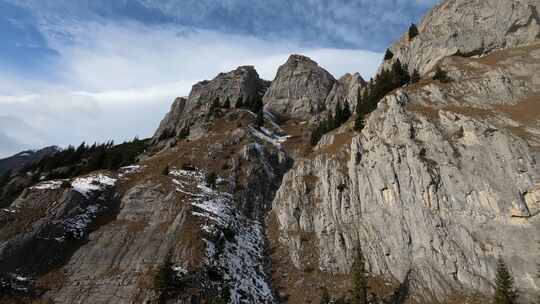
[249,126,290,149]
[71,174,116,198]
[118,165,145,178]
[169,168,275,303]
[31,180,67,190]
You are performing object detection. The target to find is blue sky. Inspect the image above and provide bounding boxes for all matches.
[0,0,438,157]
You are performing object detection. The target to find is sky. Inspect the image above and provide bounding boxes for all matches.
[0,0,438,158]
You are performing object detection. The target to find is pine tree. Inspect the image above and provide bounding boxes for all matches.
[354,113,365,132]
[206,171,217,188]
[335,102,344,125]
[351,244,369,304]
[391,59,410,86]
[411,69,421,83]
[235,97,244,108]
[223,98,231,109]
[162,165,170,176]
[154,252,178,299]
[178,126,190,140]
[384,49,394,61]
[343,102,351,121]
[255,110,264,128]
[320,287,331,304]
[433,66,450,83]
[210,98,221,116]
[251,95,264,113]
[493,257,518,304]
[409,23,419,40]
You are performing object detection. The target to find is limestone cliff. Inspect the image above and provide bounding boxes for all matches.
[152,65,269,145]
[263,55,337,120]
[381,0,540,75]
[271,2,540,301]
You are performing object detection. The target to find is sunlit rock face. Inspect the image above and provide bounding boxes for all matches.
[381,0,540,75]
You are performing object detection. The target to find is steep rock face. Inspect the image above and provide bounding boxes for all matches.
[263,55,336,120]
[325,73,366,113]
[272,43,540,302]
[382,0,540,75]
[1,108,292,303]
[0,174,119,295]
[153,66,269,144]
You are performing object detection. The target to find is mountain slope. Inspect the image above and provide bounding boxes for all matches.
[0,146,59,174]
[1,0,540,303]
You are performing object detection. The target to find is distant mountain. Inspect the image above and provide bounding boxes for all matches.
[0,146,60,174]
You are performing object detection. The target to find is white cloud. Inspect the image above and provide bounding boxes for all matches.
[0,20,382,157]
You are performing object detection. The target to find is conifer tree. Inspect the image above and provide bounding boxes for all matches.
[409,23,419,40]
[335,102,344,126]
[433,66,450,83]
[210,98,221,115]
[343,102,351,122]
[235,97,244,109]
[206,171,217,188]
[411,69,421,83]
[384,49,394,61]
[162,165,170,176]
[154,252,178,300]
[178,126,190,140]
[255,110,264,128]
[351,244,369,304]
[493,257,518,304]
[392,59,410,86]
[251,95,264,113]
[354,113,365,132]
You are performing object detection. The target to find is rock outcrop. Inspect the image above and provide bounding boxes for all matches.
[325,73,366,113]
[153,66,269,144]
[382,0,540,75]
[263,55,337,120]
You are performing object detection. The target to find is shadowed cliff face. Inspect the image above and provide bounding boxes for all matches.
[1,0,540,303]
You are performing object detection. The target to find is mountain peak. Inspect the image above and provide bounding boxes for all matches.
[382,0,540,75]
[263,54,336,120]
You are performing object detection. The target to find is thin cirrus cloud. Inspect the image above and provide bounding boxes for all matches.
[0,0,436,158]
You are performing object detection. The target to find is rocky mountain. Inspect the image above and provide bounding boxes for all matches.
[1,0,540,303]
[0,146,59,174]
[381,0,540,75]
[263,54,337,121]
[153,65,270,146]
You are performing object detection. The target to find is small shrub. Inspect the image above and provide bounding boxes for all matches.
[255,110,264,128]
[432,66,450,83]
[408,23,419,40]
[162,165,169,176]
[206,172,217,188]
[411,69,421,83]
[384,49,394,61]
[178,126,190,140]
[223,98,230,109]
[181,163,196,171]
